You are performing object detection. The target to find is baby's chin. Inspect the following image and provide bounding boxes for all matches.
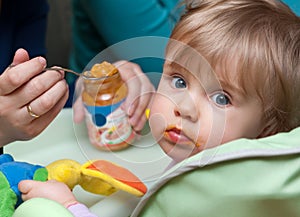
[159,140,200,162]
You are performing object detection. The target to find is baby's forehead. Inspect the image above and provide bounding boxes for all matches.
[165,57,236,83]
[165,51,213,77]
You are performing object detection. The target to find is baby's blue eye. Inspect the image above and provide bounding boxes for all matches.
[171,77,186,89]
[211,93,230,106]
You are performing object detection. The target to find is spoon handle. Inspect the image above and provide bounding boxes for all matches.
[43,67,81,77]
[43,67,106,80]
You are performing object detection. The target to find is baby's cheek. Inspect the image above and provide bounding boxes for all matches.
[149,112,167,142]
[149,94,172,141]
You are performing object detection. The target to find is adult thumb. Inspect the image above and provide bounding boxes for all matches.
[11,48,30,66]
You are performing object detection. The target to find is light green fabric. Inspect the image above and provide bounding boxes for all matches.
[132,127,300,217]
[13,198,73,217]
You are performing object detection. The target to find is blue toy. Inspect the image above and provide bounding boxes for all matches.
[0,154,48,217]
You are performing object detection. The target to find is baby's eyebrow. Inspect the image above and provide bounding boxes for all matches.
[218,78,248,100]
[167,61,187,72]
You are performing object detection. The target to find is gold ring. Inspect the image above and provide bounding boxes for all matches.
[26,105,40,118]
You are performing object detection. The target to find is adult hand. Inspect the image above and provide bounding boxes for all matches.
[19,180,77,208]
[73,60,155,132]
[0,48,69,147]
[115,60,155,132]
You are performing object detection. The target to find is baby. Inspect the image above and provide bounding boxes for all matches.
[148,0,300,162]
[17,0,300,216]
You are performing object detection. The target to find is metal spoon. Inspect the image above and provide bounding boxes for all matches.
[43,66,104,80]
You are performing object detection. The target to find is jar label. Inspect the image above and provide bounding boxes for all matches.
[84,101,135,150]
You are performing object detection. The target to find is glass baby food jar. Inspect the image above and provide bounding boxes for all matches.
[82,62,135,151]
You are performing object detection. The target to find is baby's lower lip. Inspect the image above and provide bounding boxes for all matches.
[164,129,193,145]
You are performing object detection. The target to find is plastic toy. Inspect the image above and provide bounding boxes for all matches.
[0,154,147,217]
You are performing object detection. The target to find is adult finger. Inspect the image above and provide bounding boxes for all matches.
[9,69,65,108]
[0,56,47,95]
[10,48,30,65]
[15,87,68,141]
[116,61,145,115]
[128,91,153,131]
[122,71,154,122]
[19,80,69,124]
[73,97,85,124]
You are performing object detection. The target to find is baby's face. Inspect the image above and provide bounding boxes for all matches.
[149,61,265,162]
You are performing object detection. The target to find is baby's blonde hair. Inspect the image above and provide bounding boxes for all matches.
[166,0,300,135]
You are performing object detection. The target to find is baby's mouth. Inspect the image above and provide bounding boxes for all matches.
[164,126,196,146]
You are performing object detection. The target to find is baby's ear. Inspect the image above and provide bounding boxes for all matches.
[256,124,277,139]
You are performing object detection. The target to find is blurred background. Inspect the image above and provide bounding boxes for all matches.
[46,0,72,68]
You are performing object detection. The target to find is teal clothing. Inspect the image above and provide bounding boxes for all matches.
[66,0,182,107]
[282,0,300,15]
[70,0,181,74]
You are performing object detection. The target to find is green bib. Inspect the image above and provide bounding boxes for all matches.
[133,127,300,217]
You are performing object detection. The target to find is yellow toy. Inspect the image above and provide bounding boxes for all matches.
[0,154,147,217]
[46,159,147,197]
